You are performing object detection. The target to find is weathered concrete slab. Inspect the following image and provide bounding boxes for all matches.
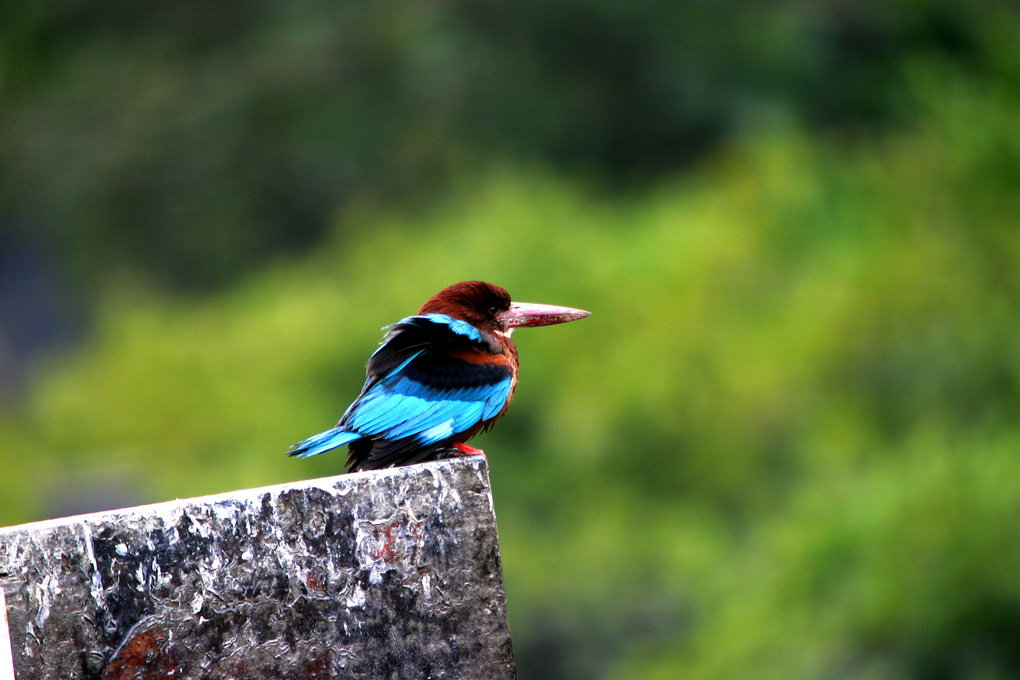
[0,458,515,680]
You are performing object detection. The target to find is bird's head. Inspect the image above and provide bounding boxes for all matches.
[419,281,590,337]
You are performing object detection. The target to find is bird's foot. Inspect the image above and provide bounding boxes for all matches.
[451,442,486,459]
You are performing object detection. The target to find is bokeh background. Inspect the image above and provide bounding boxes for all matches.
[3,1,1020,678]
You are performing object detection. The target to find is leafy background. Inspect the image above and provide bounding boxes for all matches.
[3,1,1020,678]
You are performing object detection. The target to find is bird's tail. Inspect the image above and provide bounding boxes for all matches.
[287,427,362,458]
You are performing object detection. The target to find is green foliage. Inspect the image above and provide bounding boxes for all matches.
[3,54,1020,680]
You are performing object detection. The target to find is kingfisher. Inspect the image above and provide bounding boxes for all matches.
[287,281,590,471]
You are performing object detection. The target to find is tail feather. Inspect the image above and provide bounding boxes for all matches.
[287,427,362,458]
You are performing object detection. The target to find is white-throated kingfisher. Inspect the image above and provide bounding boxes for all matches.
[287,281,590,471]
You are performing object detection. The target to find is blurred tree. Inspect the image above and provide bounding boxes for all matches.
[1,0,1015,292]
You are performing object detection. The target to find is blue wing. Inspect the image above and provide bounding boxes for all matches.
[288,314,513,462]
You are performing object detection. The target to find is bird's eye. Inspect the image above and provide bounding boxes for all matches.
[489,305,499,315]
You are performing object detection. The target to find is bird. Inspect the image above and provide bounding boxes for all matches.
[287,281,590,471]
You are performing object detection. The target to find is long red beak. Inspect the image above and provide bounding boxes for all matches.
[502,301,591,329]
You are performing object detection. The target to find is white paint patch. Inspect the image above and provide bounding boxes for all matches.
[33,576,53,629]
[153,561,173,590]
[442,477,462,508]
[209,502,240,527]
[345,585,366,609]
[0,589,15,680]
[420,571,434,602]
[81,524,107,612]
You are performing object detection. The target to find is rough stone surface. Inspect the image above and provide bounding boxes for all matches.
[0,458,516,680]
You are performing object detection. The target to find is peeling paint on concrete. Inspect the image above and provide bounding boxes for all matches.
[0,458,516,679]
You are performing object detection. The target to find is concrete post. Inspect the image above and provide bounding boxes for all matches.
[0,458,516,679]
